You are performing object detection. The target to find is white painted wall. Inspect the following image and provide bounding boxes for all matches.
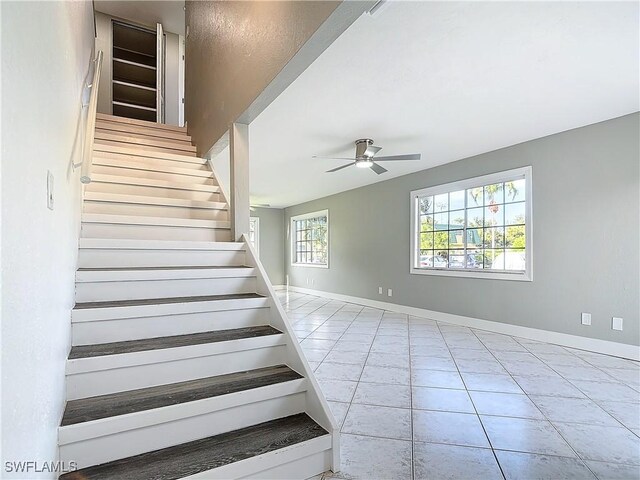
[164,32,182,126]
[211,145,231,200]
[1,1,94,477]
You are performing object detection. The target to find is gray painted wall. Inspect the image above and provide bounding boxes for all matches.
[284,114,639,346]
[251,207,285,285]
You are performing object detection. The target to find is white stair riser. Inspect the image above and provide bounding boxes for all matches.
[72,297,269,323]
[78,248,245,268]
[219,440,332,480]
[86,181,222,202]
[76,267,255,282]
[94,132,196,152]
[95,123,191,142]
[75,277,257,302]
[66,344,287,399]
[93,144,201,165]
[91,165,215,185]
[96,113,187,133]
[95,139,197,157]
[81,223,232,241]
[83,201,229,221]
[60,392,306,469]
[93,156,211,178]
[72,307,270,345]
[93,152,207,172]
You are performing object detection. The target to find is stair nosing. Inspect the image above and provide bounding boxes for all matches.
[81,213,230,229]
[83,192,227,210]
[75,266,256,282]
[94,139,197,157]
[68,325,282,360]
[73,292,265,311]
[89,174,220,193]
[92,157,213,178]
[77,265,250,272]
[78,238,245,251]
[96,113,187,133]
[92,148,206,166]
[95,125,192,143]
[94,132,196,150]
[93,142,203,164]
[91,164,215,182]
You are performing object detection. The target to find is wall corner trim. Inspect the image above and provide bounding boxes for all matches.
[286,286,640,361]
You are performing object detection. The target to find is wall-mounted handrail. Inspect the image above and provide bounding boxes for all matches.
[80,50,103,184]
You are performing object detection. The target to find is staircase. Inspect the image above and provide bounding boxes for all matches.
[59,113,339,479]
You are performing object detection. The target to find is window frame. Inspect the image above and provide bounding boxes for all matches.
[290,209,330,268]
[409,166,533,281]
[249,217,260,256]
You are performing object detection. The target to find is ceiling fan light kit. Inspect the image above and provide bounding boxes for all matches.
[355,159,374,168]
[315,138,421,175]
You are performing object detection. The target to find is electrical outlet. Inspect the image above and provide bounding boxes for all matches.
[612,317,623,331]
[47,170,54,210]
[581,313,591,326]
[387,288,393,297]
[378,287,383,295]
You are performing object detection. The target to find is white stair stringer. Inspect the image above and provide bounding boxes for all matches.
[240,234,341,474]
[60,114,338,480]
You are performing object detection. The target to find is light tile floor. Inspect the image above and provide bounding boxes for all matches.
[276,290,640,480]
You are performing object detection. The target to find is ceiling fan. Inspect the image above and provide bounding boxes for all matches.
[313,139,421,175]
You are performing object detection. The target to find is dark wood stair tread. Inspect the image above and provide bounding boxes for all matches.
[61,365,301,426]
[69,326,281,359]
[77,265,249,271]
[74,292,263,310]
[60,413,327,480]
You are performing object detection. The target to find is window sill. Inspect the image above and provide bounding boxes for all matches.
[410,266,532,282]
[291,263,329,269]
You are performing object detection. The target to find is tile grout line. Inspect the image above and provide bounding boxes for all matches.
[470,329,603,479]
[437,321,507,480]
[512,336,635,435]
[284,292,640,478]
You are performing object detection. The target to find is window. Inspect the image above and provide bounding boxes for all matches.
[249,217,259,255]
[410,166,532,281]
[291,210,329,267]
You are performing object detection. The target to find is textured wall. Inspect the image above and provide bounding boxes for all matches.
[185,0,340,155]
[1,0,95,475]
[284,114,640,346]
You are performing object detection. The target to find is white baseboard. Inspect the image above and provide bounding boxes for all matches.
[286,286,639,361]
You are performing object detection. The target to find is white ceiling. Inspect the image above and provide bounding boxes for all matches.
[245,1,639,208]
[94,1,185,35]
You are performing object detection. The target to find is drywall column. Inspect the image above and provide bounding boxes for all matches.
[230,123,250,241]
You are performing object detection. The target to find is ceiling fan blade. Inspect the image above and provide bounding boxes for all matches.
[365,145,382,157]
[373,153,421,162]
[326,163,354,173]
[313,155,357,161]
[370,162,388,175]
